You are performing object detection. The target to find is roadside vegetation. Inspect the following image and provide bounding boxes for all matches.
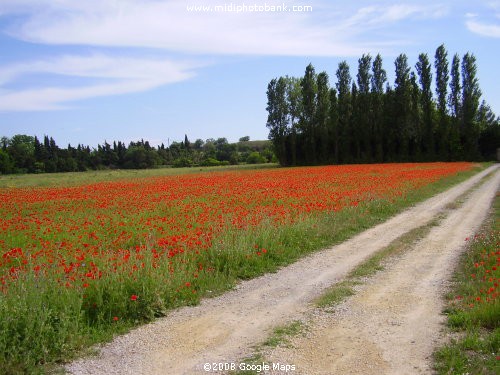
[434,190,499,375]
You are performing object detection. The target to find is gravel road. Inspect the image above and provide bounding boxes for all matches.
[66,164,499,375]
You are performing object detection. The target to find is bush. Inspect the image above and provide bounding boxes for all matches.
[172,157,193,168]
[246,152,266,164]
[200,158,221,167]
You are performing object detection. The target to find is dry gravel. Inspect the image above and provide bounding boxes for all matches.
[66,165,499,375]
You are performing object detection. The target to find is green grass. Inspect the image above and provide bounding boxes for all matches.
[231,321,305,375]
[262,321,306,348]
[314,281,358,308]
[349,220,439,279]
[0,163,491,374]
[0,163,277,188]
[434,189,500,375]
[312,220,440,310]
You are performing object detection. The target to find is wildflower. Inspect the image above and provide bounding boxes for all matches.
[130,294,138,301]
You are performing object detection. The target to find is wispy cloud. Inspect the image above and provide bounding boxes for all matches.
[0,55,201,111]
[0,1,452,112]
[1,1,448,56]
[466,12,500,38]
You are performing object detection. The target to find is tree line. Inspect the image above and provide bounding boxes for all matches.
[0,134,274,174]
[266,45,499,166]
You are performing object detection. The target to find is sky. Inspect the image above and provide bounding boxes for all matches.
[0,0,499,147]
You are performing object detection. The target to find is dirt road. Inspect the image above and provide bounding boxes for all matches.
[66,165,499,375]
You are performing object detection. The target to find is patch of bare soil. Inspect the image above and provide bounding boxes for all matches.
[66,165,499,375]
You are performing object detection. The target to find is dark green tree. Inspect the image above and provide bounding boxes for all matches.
[461,53,482,160]
[285,76,302,165]
[9,135,35,172]
[299,64,318,164]
[315,71,330,163]
[266,77,289,165]
[434,44,449,159]
[416,52,434,160]
[371,54,387,161]
[356,54,372,161]
[328,88,339,163]
[393,54,412,160]
[336,61,352,163]
[449,54,462,159]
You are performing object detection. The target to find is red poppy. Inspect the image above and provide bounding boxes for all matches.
[130,294,138,301]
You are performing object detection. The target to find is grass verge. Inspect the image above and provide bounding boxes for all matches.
[0,163,277,188]
[434,190,499,375]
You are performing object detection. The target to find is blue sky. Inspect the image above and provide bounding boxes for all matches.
[0,0,499,147]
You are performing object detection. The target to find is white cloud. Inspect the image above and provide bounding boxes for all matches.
[0,1,453,111]
[0,55,201,111]
[466,10,500,37]
[339,3,448,32]
[0,1,448,56]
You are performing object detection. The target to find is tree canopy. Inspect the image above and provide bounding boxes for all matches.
[266,45,499,166]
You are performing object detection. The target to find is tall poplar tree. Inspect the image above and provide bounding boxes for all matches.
[300,63,318,164]
[393,54,412,160]
[356,54,372,161]
[315,72,330,163]
[266,77,289,165]
[461,53,482,160]
[416,53,433,160]
[371,54,387,161]
[449,54,462,159]
[434,44,449,159]
[336,61,352,163]
[285,76,302,165]
[328,88,339,163]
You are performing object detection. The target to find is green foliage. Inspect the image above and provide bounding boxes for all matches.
[266,46,497,166]
[172,157,193,168]
[0,135,273,175]
[246,152,266,164]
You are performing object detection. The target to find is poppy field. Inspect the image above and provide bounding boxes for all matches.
[0,162,476,372]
